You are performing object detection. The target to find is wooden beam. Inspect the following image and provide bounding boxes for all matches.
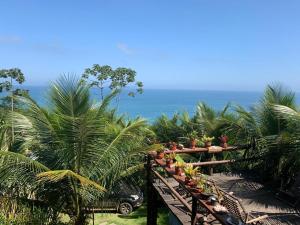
[152,170,192,213]
[164,146,239,154]
[192,159,235,167]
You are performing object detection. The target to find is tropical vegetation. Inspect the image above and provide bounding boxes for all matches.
[0,75,152,225]
[0,66,300,224]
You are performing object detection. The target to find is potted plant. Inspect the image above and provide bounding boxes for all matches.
[187,131,198,149]
[169,141,177,151]
[174,161,185,176]
[195,178,205,193]
[165,152,176,168]
[156,145,165,159]
[219,135,228,148]
[184,164,199,186]
[201,135,214,148]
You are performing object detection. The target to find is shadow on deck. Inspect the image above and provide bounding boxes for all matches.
[210,173,300,225]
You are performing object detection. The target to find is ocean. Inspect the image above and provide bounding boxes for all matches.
[6,86,300,122]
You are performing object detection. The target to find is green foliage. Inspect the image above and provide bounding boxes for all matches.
[0,75,152,225]
[201,135,214,142]
[0,68,25,92]
[187,130,198,140]
[151,83,300,188]
[0,198,62,225]
[225,84,299,185]
[82,64,143,100]
[151,103,234,145]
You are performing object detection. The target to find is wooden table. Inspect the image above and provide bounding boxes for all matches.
[155,158,245,225]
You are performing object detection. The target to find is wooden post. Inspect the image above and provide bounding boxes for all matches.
[208,154,214,175]
[146,154,158,225]
[191,197,198,225]
[92,208,94,225]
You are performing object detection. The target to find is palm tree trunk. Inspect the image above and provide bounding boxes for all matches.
[74,197,86,225]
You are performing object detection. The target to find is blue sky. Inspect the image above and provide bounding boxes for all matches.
[1,0,300,91]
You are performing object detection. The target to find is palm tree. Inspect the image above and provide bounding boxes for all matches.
[194,102,234,138]
[225,84,297,183]
[0,76,152,225]
[272,104,300,187]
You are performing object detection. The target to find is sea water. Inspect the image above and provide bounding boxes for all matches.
[5,86,300,122]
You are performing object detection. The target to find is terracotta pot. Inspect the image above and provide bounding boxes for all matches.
[192,188,203,193]
[190,139,196,149]
[205,141,212,148]
[188,180,196,187]
[166,159,173,168]
[185,176,191,184]
[175,167,183,176]
[220,142,228,148]
[170,144,177,151]
[156,152,164,159]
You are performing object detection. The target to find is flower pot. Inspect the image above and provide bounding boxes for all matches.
[220,142,228,148]
[219,135,228,143]
[188,180,196,187]
[192,188,203,193]
[157,152,164,159]
[175,167,183,176]
[205,141,212,148]
[166,159,173,168]
[190,139,196,149]
[170,144,177,151]
[185,176,191,184]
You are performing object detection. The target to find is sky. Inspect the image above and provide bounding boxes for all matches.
[1,0,300,91]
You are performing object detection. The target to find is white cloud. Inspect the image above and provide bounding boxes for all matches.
[117,42,134,55]
[0,35,22,44]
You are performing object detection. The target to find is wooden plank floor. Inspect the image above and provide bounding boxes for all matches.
[152,173,300,225]
[210,173,300,225]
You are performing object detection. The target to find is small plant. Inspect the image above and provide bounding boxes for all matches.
[196,178,205,191]
[187,131,199,149]
[174,161,185,176]
[168,141,177,150]
[187,131,198,140]
[165,152,176,168]
[156,145,165,159]
[184,164,199,179]
[201,135,214,142]
[165,152,176,160]
[219,135,228,148]
[184,164,199,186]
[175,161,185,168]
[196,140,205,147]
[201,135,214,147]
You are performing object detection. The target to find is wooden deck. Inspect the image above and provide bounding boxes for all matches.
[147,148,300,225]
[151,173,300,225]
[152,177,223,225]
[210,173,300,225]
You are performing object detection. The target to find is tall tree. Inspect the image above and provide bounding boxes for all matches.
[82,64,143,100]
[0,68,25,142]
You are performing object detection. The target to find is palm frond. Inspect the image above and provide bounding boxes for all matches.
[37,170,106,192]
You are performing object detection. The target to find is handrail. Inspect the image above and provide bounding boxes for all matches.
[151,169,192,213]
